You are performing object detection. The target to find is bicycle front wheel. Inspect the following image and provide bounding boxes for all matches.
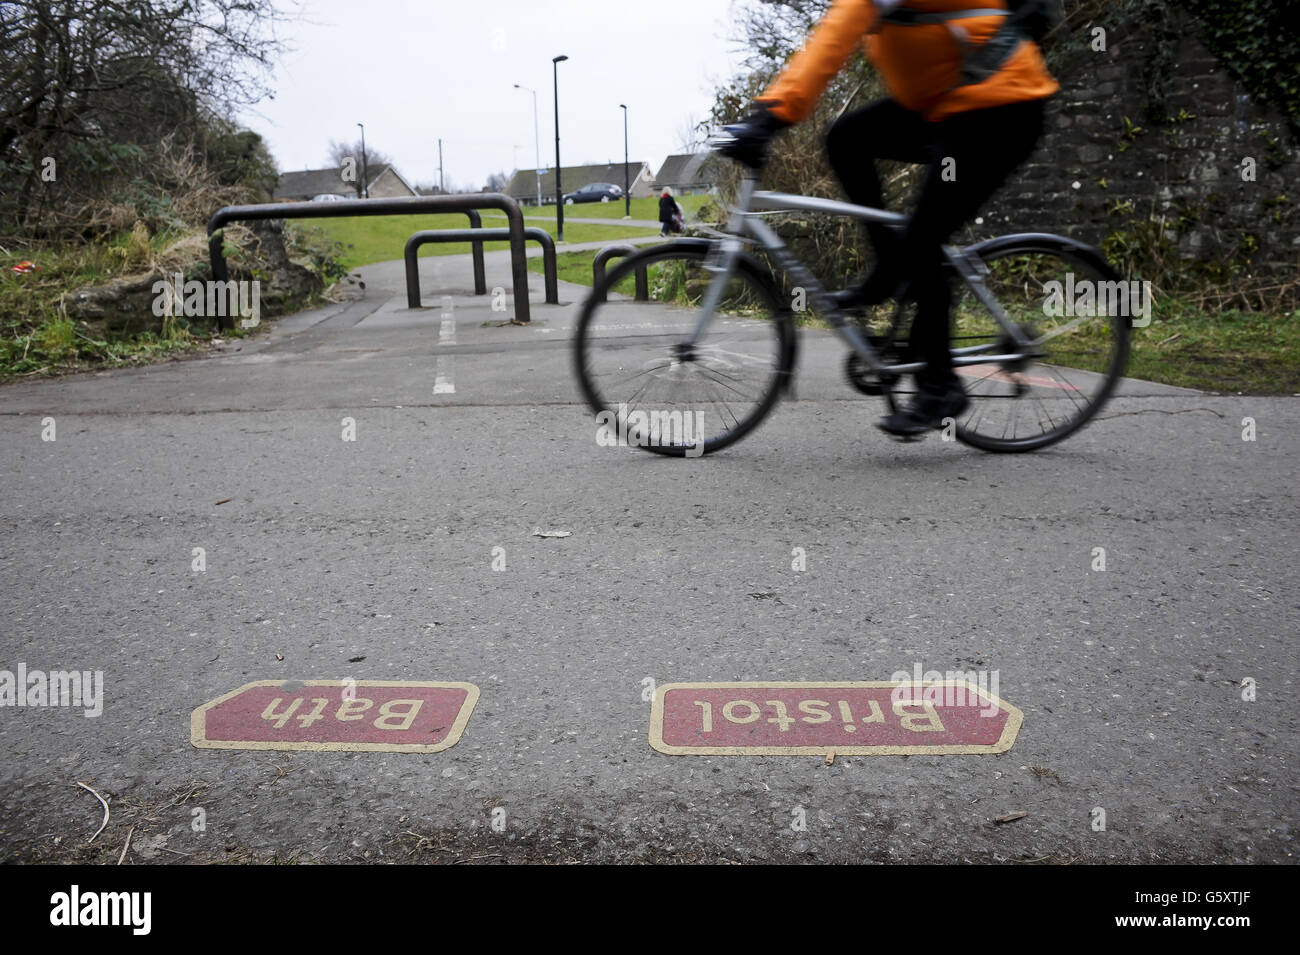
[949,234,1132,452]
[573,241,796,457]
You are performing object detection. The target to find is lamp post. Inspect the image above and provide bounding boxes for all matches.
[514,83,542,207]
[552,54,568,242]
[619,104,630,219]
[356,122,369,198]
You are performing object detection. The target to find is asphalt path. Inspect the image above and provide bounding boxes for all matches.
[0,245,1294,863]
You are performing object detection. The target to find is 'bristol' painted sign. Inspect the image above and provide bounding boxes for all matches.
[650,681,1022,756]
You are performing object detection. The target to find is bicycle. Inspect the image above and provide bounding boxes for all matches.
[573,141,1132,457]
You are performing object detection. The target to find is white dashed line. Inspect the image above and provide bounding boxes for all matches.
[433,356,455,394]
[439,297,456,345]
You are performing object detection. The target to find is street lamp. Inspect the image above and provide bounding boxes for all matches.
[619,104,630,219]
[514,83,543,207]
[552,54,568,242]
[356,122,369,198]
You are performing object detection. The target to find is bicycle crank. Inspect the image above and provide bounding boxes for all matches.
[844,340,901,396]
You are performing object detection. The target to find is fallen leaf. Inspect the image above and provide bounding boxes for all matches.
[532,528,572,538]
[994,811,1028,824]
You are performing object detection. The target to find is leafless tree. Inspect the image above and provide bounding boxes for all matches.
[326,139,393,174]
[0,0,289,235]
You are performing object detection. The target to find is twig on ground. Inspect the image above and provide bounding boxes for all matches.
[117,825,135,865]
[76,781,110,843]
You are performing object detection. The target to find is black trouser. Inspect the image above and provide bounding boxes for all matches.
[826,97,1046,390]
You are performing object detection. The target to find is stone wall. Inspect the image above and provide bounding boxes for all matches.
[973,11,1299,283]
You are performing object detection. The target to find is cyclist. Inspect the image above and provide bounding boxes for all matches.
[720,0,1058,437]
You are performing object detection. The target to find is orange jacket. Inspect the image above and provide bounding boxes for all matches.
[761,0,1058,123]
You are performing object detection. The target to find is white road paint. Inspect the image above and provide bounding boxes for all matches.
[440,297,456,345]
[434,356,455,394]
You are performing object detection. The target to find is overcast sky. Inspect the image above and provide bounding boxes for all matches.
[239,0,748,190]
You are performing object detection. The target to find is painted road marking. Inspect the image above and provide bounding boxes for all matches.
[650,681,1022,756]
[439,296,455,345]
[433,356,455,394]
[191,680,479,753]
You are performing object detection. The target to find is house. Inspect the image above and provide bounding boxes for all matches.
[273,163,418,201]
[362,164,418,199]
[504,161,655,205]
[653,153,720,195]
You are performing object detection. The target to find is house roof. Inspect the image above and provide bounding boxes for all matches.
[504,161,651,199]
[368,164,417,195]
[274,167,351,199]
[653,152,720,190]
[273,163,412,199]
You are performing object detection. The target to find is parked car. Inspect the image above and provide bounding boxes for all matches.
[562,182,623,205]
[310,193,348,202]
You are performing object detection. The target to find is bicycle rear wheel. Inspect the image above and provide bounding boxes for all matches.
[573,241,796,456]
[949,235,1132,452]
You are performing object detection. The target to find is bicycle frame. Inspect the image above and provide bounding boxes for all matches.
[686,172,1035,375]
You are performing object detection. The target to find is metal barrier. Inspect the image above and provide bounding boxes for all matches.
[405,227,558,308]
[205,193,530,327]
[593,244,649,302]
[463,209,486,295]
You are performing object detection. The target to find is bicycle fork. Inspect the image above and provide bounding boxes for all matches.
[680,178,758,354]
[684,177,886,373]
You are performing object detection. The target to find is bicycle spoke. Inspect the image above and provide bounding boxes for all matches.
[692,363,764,403]
[952,246,1129,451]
[575,244,789,456]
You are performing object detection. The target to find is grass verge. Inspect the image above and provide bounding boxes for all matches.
[511,193,713,222]
[534,248,1300,394]
[298,215,659,270]
[1,236,218,379]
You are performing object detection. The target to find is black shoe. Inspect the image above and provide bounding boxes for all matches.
[877,384,968,438]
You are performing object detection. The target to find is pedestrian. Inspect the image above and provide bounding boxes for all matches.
[658,188,677,237]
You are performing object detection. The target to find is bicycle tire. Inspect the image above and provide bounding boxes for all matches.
[949,233,1132,453]
[573,240,796,457]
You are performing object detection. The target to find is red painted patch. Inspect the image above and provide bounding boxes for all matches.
[191,680,478,752]
[651,682,1021,755]
[958,364,1083,392]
